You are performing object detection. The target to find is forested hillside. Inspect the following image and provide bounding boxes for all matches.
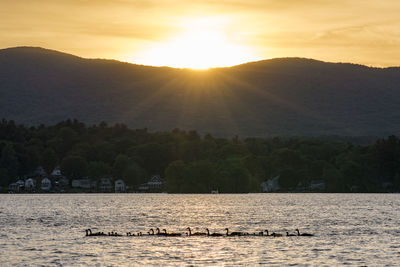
[1,47,400,137]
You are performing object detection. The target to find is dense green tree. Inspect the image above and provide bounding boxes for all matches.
[59,127,78,146]
[270,148,306,171]
[129,143,168,174]
[112,154,133,180]
[373,135,400,182]
[165,160,187,193]
[88,161,111,180]
[1,119,400,192]
[308,160,326,181]
[339,161,363,191]
[322,166,344,192]
[0,168,10,187]
[278,168,303,189]
[41,148,58,175]
[183,160,217,193]
[60,155,88,178]
[217,157,254,193]
[24,146,41,174]
[0,143,19,184]
[46,137,64,156]
[89,142,116,165]
[122,163,147,188]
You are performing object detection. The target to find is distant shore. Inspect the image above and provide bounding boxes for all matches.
[1,119,399,194]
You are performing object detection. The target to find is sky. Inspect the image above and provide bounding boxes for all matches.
[1,0,400,68]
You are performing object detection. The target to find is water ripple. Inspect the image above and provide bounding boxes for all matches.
[0,193,399,266]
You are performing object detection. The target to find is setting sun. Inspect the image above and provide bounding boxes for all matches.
[133,18,257,69]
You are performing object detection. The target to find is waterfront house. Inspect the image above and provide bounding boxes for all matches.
[99,177,113,192]
[114,179,126,193]
[8,179,25,193]
[41,177,52,191]
[261,176,280,192]
[51,166,62,177]
[25,178,36,191]
[16,179,25,190]
[138,175,164,192]
[8,182,20,192]
[148,175,163,190]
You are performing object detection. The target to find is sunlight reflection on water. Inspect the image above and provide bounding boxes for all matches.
[0,194,399,266]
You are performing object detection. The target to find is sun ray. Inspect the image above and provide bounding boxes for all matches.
[175,71,241,135]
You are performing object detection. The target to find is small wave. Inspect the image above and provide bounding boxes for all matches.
[25,247,43,251]
[84,253,97,257]
[312,248,332,252]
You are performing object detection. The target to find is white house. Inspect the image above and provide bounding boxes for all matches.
[99,177,113,192]
[148,175,163,189]
[41,177,52,191]
[25,178,36,191]
[9,179,25,193]
[138,175,164,192]
[8,183,20,192]
[115,179,126,193]
[261,176,280,192]
[16,179,25,189]
[51,167,62,177]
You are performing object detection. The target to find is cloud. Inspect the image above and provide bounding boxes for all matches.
[1,0,400,66]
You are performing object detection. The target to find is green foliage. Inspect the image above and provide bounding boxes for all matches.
[217,157,254,193]
[165,160,186,193]
[0,168,10,187]
[129,143,168,174]
[41,148,58,175]
[0,143,19,185]
[184,160,217,193]
[122,163,147,188]
[113,154,133,180]
[279,168,303,189]
[322,166,344,192]
[60,155,88,178]
[87,161,111,180]
[1,118,400,192]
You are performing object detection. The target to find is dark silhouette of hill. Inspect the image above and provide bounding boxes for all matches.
[1,46,399,137]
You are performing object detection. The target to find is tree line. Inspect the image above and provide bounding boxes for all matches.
[0,119,399,193]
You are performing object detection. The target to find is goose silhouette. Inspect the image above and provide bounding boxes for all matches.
[286,231,296,236]
[296,229,314,236]
[162,229,182,236]
[225,228,244,236]
[206,228,223,236]
[186,227,207,236]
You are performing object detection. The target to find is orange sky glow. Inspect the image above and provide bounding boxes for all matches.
[1,0,399,69]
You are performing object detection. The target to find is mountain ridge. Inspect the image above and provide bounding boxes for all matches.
[3,46,399,70]
[1,46,399,137]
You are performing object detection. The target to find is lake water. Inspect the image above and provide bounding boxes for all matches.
[0,194,399,266]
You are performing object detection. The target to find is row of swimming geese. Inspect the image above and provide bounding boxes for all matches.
[85,228,313,237]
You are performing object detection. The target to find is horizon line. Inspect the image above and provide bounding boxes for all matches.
[1,46,399,70]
